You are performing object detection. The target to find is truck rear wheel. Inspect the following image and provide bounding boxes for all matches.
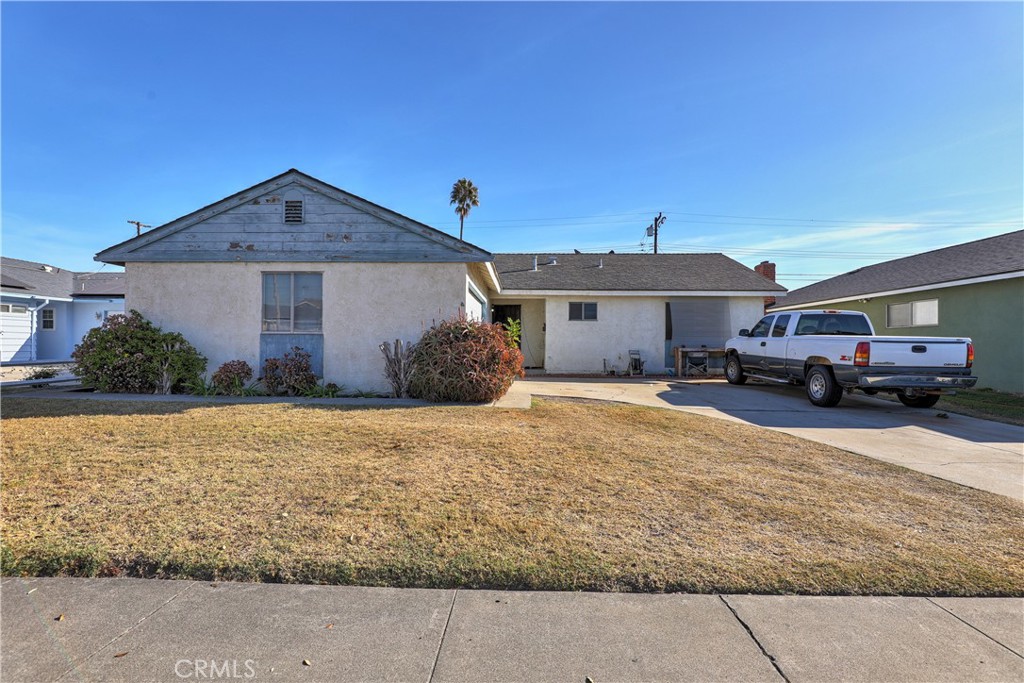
[806,365,843,407]
[897,392,941,408]
[725,354,747,385]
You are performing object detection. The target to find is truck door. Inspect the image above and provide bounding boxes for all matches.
[763,314,791,376]
[739,315,774,371]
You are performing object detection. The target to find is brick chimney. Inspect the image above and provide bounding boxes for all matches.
[754,260,777,311]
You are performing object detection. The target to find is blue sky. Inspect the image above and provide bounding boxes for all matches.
[3,1,1021,290]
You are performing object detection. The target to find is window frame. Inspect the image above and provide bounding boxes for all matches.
[886,299,939,328]
[261,272,323,334]
[771,314,791,338]
[41,308,55,331]
[749,315,774,338]
[568,301,598,321]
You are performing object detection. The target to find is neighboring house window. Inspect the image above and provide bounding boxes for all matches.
[886,299,938,328]
[2,304,28,314]
[0,304,8,313]
[262,273,323,332]
[41,309,55,330]
[568,302,597,321]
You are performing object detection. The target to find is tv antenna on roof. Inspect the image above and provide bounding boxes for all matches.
[128,220,152,236]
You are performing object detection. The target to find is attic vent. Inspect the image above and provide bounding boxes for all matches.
[284,200,304,224]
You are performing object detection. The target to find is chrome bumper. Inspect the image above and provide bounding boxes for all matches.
[858,374,978,390]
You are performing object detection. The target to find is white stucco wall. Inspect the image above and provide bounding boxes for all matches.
[127,261,472,393]
[728,298,769,337]
[542,295,768,374]
[543,296,665,374]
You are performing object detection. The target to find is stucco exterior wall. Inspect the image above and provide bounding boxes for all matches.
[127,261,471,393]
[814,278,1023,393]
[542,295,767,374]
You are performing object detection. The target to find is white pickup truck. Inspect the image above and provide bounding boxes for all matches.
[724,309,977,407]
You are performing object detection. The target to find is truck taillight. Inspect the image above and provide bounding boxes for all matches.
[854,341,870,367]
[967,343,974,368]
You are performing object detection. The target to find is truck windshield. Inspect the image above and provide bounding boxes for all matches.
[794,314,873,336]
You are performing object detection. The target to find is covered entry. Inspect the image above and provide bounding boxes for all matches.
[492,299,546,369]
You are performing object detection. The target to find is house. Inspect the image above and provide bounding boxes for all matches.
[491,253,784,374]
[95,170,499,393]
[0,258,126,363]
[94,169,783,392]
[770,230,1024,393]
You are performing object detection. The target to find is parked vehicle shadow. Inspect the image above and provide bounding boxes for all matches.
[656,380,1024,446]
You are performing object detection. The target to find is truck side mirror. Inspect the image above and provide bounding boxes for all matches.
[738,329,750,337]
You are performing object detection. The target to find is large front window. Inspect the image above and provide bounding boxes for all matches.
[262,273,322,332]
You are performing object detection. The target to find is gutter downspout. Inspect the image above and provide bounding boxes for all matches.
[30,298,51,361]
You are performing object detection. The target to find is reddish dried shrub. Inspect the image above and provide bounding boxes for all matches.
[212,360,254,395]
[409,315,524,402]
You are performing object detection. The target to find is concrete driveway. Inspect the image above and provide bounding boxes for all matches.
[505,377,1024,501]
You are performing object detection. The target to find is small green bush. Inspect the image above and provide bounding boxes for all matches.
[212,360,254,395]
[26,367,59,380]
[409,315,524,402]
[71,310,206,394]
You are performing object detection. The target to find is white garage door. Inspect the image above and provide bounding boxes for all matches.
[1,304,33,362]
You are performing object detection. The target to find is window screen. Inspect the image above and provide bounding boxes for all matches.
[569,302,597,321]
[263,273,322,332]
[887,299,937,327]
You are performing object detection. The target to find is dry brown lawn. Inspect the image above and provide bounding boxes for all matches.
[2,397,1022,595]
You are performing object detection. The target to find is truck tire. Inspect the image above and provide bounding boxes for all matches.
[725,354,747,385]
[897,392,941,408]
[806,365,843,407]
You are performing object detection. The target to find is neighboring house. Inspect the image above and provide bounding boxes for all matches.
[0,258,126,363]
[770,230,1024,393]
[491,253,784,374]
[94,169,783,392]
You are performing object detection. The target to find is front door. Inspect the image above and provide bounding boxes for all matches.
[492,305,522,347]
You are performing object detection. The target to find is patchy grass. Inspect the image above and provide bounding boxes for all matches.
[872,387,1024,425]
[2,397,1022,596]
[936,388,1024,426]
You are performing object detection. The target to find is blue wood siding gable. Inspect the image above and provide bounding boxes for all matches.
[96,170,493,266]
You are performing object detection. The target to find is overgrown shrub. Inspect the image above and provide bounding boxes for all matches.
[26,368,59,380]
[409,315,524,402]
[261,347,317,396]
[72,311,206,394]
[212,360,254,396]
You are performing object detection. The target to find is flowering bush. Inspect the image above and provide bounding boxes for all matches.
[261,347,317,396]
[72,311,206,394]
[212,360,254,396]
[409,315,524,402]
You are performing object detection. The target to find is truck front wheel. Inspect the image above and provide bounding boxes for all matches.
[897,392,941,408]
[806,365,843,407]
[725,354,747,385]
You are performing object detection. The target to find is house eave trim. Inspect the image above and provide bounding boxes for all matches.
[497,289,783,297]
[771,271,1024,311]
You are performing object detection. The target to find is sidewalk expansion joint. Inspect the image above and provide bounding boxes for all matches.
[719,595,790,682]
[54,580,198,682]
[427,589,459,683]
[924,597,1024,659]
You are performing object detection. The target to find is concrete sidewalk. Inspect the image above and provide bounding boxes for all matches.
[2,578,1021,682]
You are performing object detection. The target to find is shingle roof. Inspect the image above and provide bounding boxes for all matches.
[1,257,125,299]
[1,257,76,298]
[72,272,126,297]
[493,253,785,292]
[772,230,1024,309]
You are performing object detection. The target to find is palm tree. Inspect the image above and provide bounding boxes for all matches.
[449,178,479,241]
